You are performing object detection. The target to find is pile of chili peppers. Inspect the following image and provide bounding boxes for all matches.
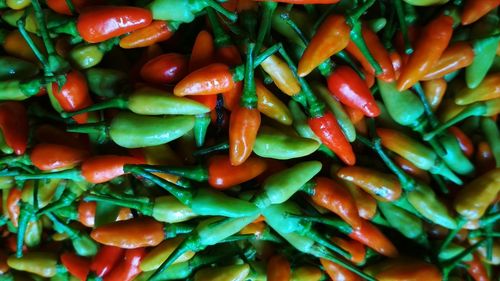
[0,0,499,280]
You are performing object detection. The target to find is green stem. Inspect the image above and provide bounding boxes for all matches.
[287,214,353,235]
[240,43,257,108]
[66,122,108,137]
[15,168,83,181]
[480,211,500,227]
[205,0,238,23]
[192,142,229,157]
[16,202,35,257]
[61,97,128,118]
[232,43,282,82]
[394,0,413,54]
[164,222,195,239]
[17,19,49,72]
[30,0,56,56]
[84,194,153,216]
[130,164,208,182]
[441,239,486,280]
[149,235,198,281]
[439,217,467,254]
[413,83,439,128]
[206,8,232,48]
[255,2,277,54]
[64,0,76,15]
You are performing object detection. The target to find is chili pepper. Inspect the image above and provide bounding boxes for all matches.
[50,70,93,124]
[407,182,457,229]
[379,202,426,241]
[454,168,500,220]
[46,0,93,15]
[438,133,475,175]
[0,56,39,80]
[6,188,21,227]
[140,237,195,271]
[482,117,500,167]
[256,80,293,125]
[85,68,129,98]
[63,88,210,118]
[456,73,500,105]
[103,247,145,281]
[81,155,143,184]
[3,30,45,63]
[466,34,500,89]
[258,0,340,3]
[252,161,322,209]
[194,263,250,281]
[148,0,236,23]
[140,53,189,85]
[337,166,402,202]
[266,255,290,281]
[0,102,28,155]
[345,25,395,82]
[397,15,454,91]
[464,253,489,281]
[149,214,259,281]
[421,42,474,81]
[422,78,446,111]
[303,177,362,228]
[377,128,462,184]
[402,0,449,5]
[47,213,98,256]
[331,237,366,265]
[90,217,164,248]
[364,258,442,281]
[253,126,319,159]
[120,20,176,49]
[260,53,302,96]
[174,63,236,96]
[30,143,88,171]
[76,6,152,43]
[327,65,380,117]
[449,126,474,158]
[7,252,58,278]
[189,30,215,72]
[84,194,197,224]
[462,0,500,25]
[60,252,90,281]
[90,245,124,277]
[393,156,431,183]
[68,43,106,70]
[377,79,424,128]
[320,258,361,281]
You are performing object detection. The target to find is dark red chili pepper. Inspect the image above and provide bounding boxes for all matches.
[464,253,489,281]
[140,53,189,85]
[51,70,93,124]
[0,102,28,155]
[30,143,88,171]
[90,246,125,277]
[449,126,474,158]
[61,252,91,281]
[77,6,153,43]
[327,65,380,117]
[103,248,146,281]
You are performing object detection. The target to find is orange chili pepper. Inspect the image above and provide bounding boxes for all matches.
[389,51,403,80]
[337,166,402,202]
[229,106,261,165]
[174,63,235,96]
[51,70,93,124]
[348,219,398,257]
[421,42,475,81]
[267,255,291,281]
[81,155,144,184]
[30,143,88,171]
[320,258,362,281]
[77,201,132,228]
[207,155,267,189]
[91,217,164,248]
[365,258,442,281]
[331,237,366,265]
[461,0,500,25]
[310,177,362,228]
[422,78,447,111]
[397,15,454,91]
[119,20,175,49]
[3,30,45,63]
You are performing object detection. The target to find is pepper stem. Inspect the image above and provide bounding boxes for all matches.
[394,0,413,54]
[255,2,277,54]
[192,142,229,157]
[16,202,35,257]
[129,164,208,182]
[413,83,440,128]
[287,214,353,235]
[206,8,232,48]
[164,222,195,238]
[439,217,467,254]
[232,43,282,82]
[240,43,257,108]
[64,0,76,15]
[15,168,83,181]
[61,97,128,118]
[306,229,352,260]
[441,239,486,280]
[124,166,193,206]
[205,0,238,23]
[84,194,152,216]
[37,189,77,216]
[67,122,108,138]
[480,211,500,227]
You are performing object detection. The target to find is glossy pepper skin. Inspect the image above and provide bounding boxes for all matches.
[256,80,293,125]
[408,182,457,229]
[455,73,500,105]
[174,63,235,96]
[46,0,92,15]
[7,252,58,277]
[91,217,164,248]
[208,155,267,189]
[320,258,361,281]
[348,219,398,257]
[310,177,362,228]
[365,258,442,281]
[51,70,93,124]
[140,53,189,85]
[461,0,500,25]
[120,20,175,49]
[104,248,146,281]
[61,252,90,281]
[454,168,500,220]
[229,106,261,165]
[327,66,380,117]
[0,102,28,155]
[397,15,454,90]
[260,54,301,96]
[77,6,153,43]
[421,42,475,80]
[90,245,124,277]
[81,155,144,184]
[30,143,88,171]
[298,15,350,77]
[253,126,319,159]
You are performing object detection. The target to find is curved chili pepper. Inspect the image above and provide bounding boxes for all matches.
[0,102,28,155]
[91,217,164,248]
[337,166,402,202]
[345,25,395,82]
[298,15,350,77]
[466,33,500,89]
[344,181,377,220]
[327,65,380,117]
[461,0,500,25]
[30,143,88,171]
[81,155,144,184]
[103,248,146,281]
[422,78,446,111]
[309,112,356,165]
[120,20,175,49]
[309,177,362,228]
[260,54,302,96]
[256,80,293,125]
[267,255,290,281]
[397,15,454,91]
[379,202,425,241]
[229,106,261,165]
[77,6,153,43]
[331,237,366,265]
[140,53,189,85]
[320,258,361,281]
[208,155,268,189]
[61,252,90,281]
[90,245,124,277]
[422,42,475,80]
[189,30,215,72]
[464,253,489,281]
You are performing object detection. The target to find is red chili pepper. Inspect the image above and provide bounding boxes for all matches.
[6,188,22,228]
[77,201,132,228]
[267,255,291,281]
[140,53,189,85]
[119,20,175,49]
[475,141,496,175]
[81,155,144,184]
[348,219,398,257]
[389,51,403,80]
[332,237,366,265]
[103,248,146,281]
[449,126,474,158]
[51,70,93,124]
[30,143,88,171]
[207,155,267,189]
[90,246,125,278]
[464,253,489,281]
[77,6,153,43]
[421,42,475,81]
[0,102,28,155]
[61,252,91,281]
[229,106,261,165]
[310,177,362,228]
[298,15,350,77]
[174,63,235,96]
[461,0,500,25]
[393,156,430,183]
[308,112,356,165]
[397,15,454,91]
[320,258,361,281]
[91,217,164,248]
[327,65,380,117]
[46,0,94,15]
[345,25,395,82]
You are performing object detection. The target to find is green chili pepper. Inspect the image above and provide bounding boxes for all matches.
[148,0,236,23]
[0,79,44,101]
[7,252,58,278]
[193,114,211,147]
[481,117,500,167]
[438,134,475,175]
[252,161,322,209]
[24,219,42,248]
[438,243,473,262]
[0,57,39,81]
[272,7,312,47]
[85,68,129,98]
[69,44,105,70]
[407,182,457,229]
[253,126,320,160]
[378,202,427,244]
[465,34,500,89]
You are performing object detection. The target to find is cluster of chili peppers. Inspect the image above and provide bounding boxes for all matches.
[0,0,499,280]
